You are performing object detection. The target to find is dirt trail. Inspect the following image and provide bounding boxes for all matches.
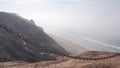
[0,51,120,68]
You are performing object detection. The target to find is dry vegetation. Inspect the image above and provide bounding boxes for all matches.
[0,51,120,68]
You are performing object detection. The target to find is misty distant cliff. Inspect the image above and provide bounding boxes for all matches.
[0,12,68,62]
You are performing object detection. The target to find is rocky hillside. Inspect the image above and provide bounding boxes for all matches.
[0,12,69,62]
[0,51,119,68]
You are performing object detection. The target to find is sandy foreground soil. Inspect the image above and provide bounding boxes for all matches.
[0,51,120,68]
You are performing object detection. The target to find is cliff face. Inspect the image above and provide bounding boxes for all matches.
[0,12,68,62]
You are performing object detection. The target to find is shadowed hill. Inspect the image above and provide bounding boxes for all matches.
[0,12,69,62]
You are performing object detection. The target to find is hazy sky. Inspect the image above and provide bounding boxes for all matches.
[0,0,120,45]
[0,0,120,28]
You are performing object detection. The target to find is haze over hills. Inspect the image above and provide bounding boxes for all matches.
[0,12,120,68]
[49,34,89,54]
[0,12,69,62]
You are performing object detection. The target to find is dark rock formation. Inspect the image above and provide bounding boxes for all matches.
[0,12,69,62]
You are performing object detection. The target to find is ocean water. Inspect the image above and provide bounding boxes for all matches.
[46,28,120,53]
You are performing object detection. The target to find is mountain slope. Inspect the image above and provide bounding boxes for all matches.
[0,12,69,62]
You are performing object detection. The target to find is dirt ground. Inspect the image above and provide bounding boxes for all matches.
[0,51,120,68]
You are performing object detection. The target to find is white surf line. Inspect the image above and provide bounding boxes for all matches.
[80,36,120,50]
